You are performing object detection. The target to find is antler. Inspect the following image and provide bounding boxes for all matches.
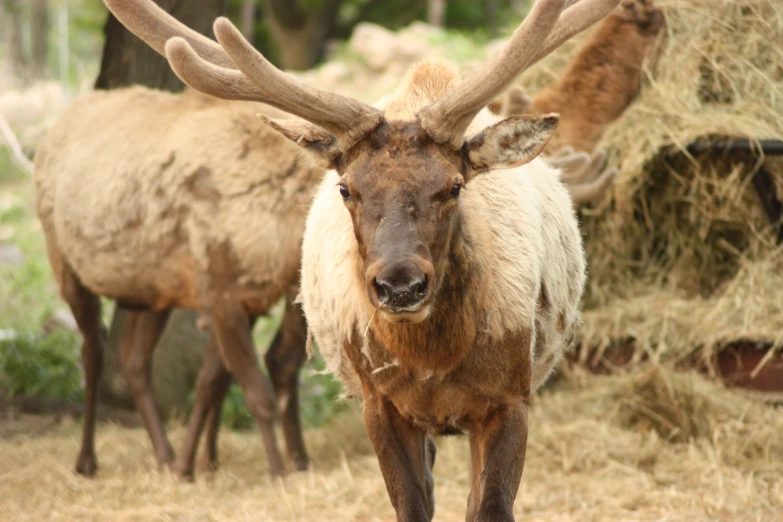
[418,0,621,148]
[103,0,383,150]
[104,0,234,67]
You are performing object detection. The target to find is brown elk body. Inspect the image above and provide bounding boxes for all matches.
[103,0,619,519]
[34,87,317,478]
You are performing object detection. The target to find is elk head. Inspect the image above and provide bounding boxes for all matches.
[104,0,621,323]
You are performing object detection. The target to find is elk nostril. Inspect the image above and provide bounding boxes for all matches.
[411,276,427,298]
[374,277,391,303]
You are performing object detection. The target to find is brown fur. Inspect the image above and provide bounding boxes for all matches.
[527,0,665,152]
[34,86,318,479]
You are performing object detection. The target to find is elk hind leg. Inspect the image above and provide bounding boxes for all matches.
[117,308,175,469]
[174,332,231,480]
[211,298,286,476]
[264,297,309,471]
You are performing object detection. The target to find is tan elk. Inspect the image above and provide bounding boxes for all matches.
[104,0,618,519]
[490,0,665,204]
[34,86,316,479]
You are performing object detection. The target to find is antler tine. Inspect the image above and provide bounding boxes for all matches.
[419,0,566,148]
[531,0,624,66]
[165,38,279,102]
[104,0,233,68]
[166,32,381,150]
[419,0,621,149]
[212,17,383,150]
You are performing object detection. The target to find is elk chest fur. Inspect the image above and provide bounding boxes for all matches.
[346,322,534,435]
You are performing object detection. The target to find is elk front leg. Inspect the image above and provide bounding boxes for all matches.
[364,393,435,522]
[117,308,175,469]
[175,333,231,480]
[211,298,286,476]
[264,297,309,471]
[59,264,105,477]
[465,400,529,522]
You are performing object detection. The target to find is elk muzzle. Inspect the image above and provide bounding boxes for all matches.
[365,252,434,323]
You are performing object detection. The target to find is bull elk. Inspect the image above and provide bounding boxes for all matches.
[103,0,619,519]
[34,87,316,479]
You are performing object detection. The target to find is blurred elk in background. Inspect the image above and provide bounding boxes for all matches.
[489,0,666,205]
[34,85,317,479]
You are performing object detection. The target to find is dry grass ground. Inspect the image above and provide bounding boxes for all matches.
[2,368,781,522]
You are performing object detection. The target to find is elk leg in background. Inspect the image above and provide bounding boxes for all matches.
[59,263,106,477]
[199,377,230,472]
[264,296,309,470]
[211,297,286,476]
[174,333,231,480]
[117,308,175,469]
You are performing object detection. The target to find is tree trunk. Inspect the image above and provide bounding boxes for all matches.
[95,0,225,419]
[427,0,446,27]
[31,0,48,78]
[486,0,500,37]
[3,0,26,83]
[94,0,223,91]
[264,0,343,70]
[240,0,257,43]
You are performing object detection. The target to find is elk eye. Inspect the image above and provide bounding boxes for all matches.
[450,184,463,198]
[338,183,351,200]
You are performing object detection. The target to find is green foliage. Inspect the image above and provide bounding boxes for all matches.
[0,329,82,401]
[0,188,62,334]
[298,353,347,428]
[217,383,255,430]
[0,148,29,185]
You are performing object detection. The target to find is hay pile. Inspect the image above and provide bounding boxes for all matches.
[1,369,781,521]
[517,0,783,364]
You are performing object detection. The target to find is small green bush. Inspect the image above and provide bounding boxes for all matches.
[0,329,83,401]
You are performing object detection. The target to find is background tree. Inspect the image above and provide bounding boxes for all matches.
[2,0,26,83]
[262,0,343,70]
[94,0,225,418]
[31,0,49,78]
[428,0,446,27]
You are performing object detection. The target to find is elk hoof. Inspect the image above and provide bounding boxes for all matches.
[199,453,219,472]
[292,456,309,472]
[74,452,98,477]
[474,505,515,522]
[269,463,288,477]
[172,459,196,482]
[177,469,196,483]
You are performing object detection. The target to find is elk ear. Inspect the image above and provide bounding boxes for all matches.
[464,114,559,176]
[260,116,342,169]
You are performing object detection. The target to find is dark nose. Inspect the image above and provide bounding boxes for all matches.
[374,268,428,310]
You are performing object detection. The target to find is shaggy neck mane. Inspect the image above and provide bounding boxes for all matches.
[367,216,484,374]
